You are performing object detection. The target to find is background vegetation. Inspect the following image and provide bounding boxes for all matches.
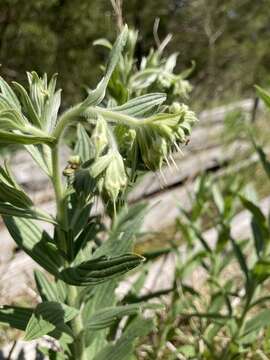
[1,0,270,108]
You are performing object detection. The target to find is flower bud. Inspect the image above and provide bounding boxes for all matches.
[104,151,127,202]
[125,29,138,57]
[63,167,75,177]
[68,155,81,166]
[90,152,113,178]
[169,102,182,114]
[91,116,109,156]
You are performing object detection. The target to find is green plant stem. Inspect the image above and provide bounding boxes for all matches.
[89,105,180,127]
[51,143,68,252]
[52,104,83,140]
[51,140,86,360]
[67,285,86,360]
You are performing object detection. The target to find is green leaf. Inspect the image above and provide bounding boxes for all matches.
[0,203,55,223]
[0,305,32,330]
[110,93,166,117]
[12,81,41,127]
[0,77,21,110]
[240,195,269,257]
[25,144,52,176]
[44,89,61,132]
[0,162,33,207]
[85,303,162,330]
[178,345,196,357]
[0,129,56,145]
[251,216,268,258]
[92,317,154,360]
[24,301,78,341]
[84,25,128,106]
[82,204,148,354]
[3,216,62,276]
[212,184,224,214]
[252,258,270,282]
[74,217,103,259]
[60,253,144,286]
[252,140,270,180]
[34,270,60,302]
[255,85,270,109]
[0,109,26,131]
[94,203,147,258]
[240,195,266,225]
[74,123,94,163]
[230,237,250,286]
[243,309,270,336]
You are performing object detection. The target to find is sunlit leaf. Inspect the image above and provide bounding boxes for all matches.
[24,301,78,341]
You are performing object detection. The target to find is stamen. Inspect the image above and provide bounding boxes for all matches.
[159,168,167,186]
[170,154,179,170]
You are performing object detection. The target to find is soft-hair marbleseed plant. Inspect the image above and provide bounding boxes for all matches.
[0,26,197,360]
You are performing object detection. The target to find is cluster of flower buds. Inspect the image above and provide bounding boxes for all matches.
[128,102,197,171]
[63,156,81,177]
[90,117,127,203]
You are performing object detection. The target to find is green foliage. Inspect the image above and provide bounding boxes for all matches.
[140,92,270,358]
[0,24,196,360]
[1,0,270,109]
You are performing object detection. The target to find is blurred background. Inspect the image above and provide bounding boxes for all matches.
[1,0,270,109]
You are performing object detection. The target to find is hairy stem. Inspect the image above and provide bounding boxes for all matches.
[67,285,86,360]
[51,143,68,252]
[51,140,86,360]
[52,104,83,140]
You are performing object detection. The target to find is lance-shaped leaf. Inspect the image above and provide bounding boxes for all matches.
[0,109,26,131]
[0,129,56,145]
[110,93,166,117]
[26,72,62,132]
[60,253,144,286]
[0,77,21,110]
[25,143,53,176]
[4,216,62,276]
[85,303,163,330]
[0,305,33,331]
[0,162,33,207]
[255,85,270,109]
[84,25,128,107]
[12,81,41,127]
[24,301,78,341]
[239,195,267,225]
[92,317,154,360]
[44,89,62,132]
[252,140,270,180]
[0,203,56,223]
[34,270,63,302]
